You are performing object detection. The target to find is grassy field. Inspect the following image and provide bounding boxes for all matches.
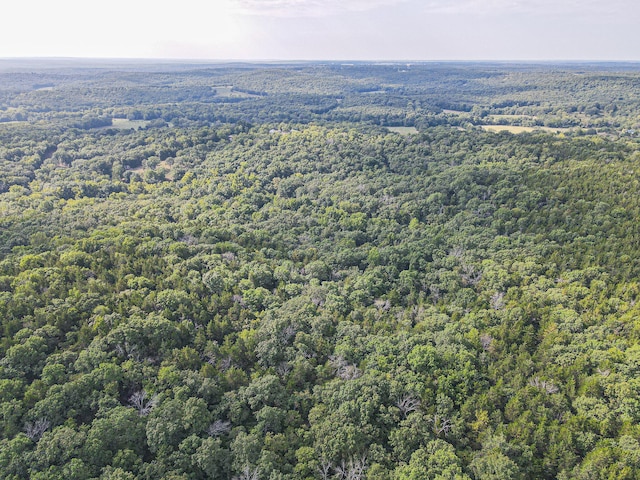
[128,159,174,179]
[213,86,260,98]
[481,125,571,134]
[109,119,152,130]
[0,120,28,127]
[487,114,537,120]
[212,86,234,96]
[387,126,419,135]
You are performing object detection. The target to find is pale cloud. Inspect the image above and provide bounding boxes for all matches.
[0,0,637,59]
[421,0,522,15]
[231,0,408,17]
[421,0,633,16]
[230,0,635,18]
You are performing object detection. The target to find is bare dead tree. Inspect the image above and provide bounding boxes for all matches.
[374,298,391,312]
[233,465,260,480]
[299,347,316,360]
[396,395,421,419]
[490,291,505,310]
[221,251,236,263]
[206,352,217,365]
[114,341,141,361]
[337,364,362,381]
[24,418,50,441]
[329,354,348,373]
[461,264,482,287]
[429,285,441,304]
[529,377,559,394]
[276,362,292,377]
[335,455,367,480]
[281,324,297,343]
[128,390,158,416]
[220,356,234,371]
[381,194,394,205]
[334,458,348,480]
[480,334,494,351]
[430,414,452,436]
[232,294,246,307]
[403,305,423,324]
[544,382,559,394]
[145,355,160,365]
[127,342,142,362]
[348,454,368,480]
[208,419,231,436]
[179,234,197,245]
[317,458,333,480]
[329,355,361,380]
[114,343,127,357]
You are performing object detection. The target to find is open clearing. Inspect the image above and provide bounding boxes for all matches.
[128,160,174,180]
[387,126,419,135]
[213,86,261,98]
[443,109,470,115]
[481,125,571,134]
[0,121,28,126]
[109,119,152,130]
[212,86,234,96]
[487,114,538,122]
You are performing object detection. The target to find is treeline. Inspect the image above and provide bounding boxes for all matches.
[2,63,640,131]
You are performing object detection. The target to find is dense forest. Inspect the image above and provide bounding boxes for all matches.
[2,60,640,479]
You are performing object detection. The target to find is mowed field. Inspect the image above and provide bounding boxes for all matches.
[110,119,152,130]
[213,86,261,98]
[0,121,28,126]
[387,126,419,135]
[481,125,571,134]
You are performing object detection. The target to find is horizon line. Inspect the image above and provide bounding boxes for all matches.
[2,57,640,64]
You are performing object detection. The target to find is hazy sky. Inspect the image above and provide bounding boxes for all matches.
[2,0,639,60]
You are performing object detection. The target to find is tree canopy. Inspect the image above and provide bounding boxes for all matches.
[2,60,640,479]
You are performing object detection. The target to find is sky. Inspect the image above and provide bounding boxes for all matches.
[1,0,639,60]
